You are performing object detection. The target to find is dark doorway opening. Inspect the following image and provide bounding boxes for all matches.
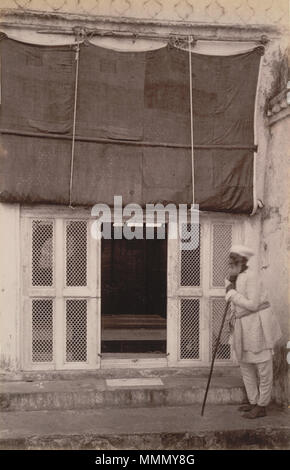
[101,224,167,356]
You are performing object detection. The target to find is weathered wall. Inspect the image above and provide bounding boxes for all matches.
[260,100,290,404]
[0,203,20,372]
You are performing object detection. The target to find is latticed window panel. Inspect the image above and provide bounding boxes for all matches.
[65,299,87,362]
[210,298,231,361]
[180,224,201,286]
[66,220,88,287]
[212,224,232,287]
[32,220,54,286]
[180,298,200,360]
[32,299,54,362]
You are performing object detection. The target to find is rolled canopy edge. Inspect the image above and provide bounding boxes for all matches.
[0,30,263,55]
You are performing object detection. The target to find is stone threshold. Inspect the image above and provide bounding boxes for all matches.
[0,365,241,382]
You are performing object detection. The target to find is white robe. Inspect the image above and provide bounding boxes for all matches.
[226,270,282,362]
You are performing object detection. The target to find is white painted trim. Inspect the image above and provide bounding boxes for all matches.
[100,358,168,369]
[166,220,179,365]
[251,52,264,216]
[201,219,211,364]
[21,205,92,218]
[96,297,101,369]
[176,215,242,365]
[55,218,64,370]
[21,210,100,371]
[14,204,21,371]
[166,297,178,365]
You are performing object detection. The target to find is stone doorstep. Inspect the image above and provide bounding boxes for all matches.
[0,405,289,450]
[0,365,241,382]
[0,373,247,412]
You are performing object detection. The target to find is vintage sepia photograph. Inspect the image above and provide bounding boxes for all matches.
[0,0,289,458]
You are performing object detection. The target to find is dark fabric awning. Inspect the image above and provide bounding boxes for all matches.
[0,38,262,213]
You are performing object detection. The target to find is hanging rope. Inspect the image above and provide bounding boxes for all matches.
[69,37,80,208]
[188,35,195,205]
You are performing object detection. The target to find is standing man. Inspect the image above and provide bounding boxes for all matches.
[225,245,282,419]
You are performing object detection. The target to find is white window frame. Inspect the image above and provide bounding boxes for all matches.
[167,212,244,368]
[21,207,100,371]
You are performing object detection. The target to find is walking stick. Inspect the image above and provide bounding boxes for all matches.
[201,300,231,416]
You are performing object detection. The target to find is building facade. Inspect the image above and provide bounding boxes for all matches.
[0,0,289,404]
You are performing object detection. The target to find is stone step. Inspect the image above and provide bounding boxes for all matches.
[0,405,289,450]
[0,370,246,412]
[0,365,242,382]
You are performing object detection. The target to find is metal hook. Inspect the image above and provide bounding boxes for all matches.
[168,35,196,50]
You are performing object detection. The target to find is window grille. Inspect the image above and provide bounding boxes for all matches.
[180,223,200,286]
[32,299,53,362]
[210,298,231,360]
[65,299,87,362]
[32,220,53,286]
[65,220,88,287]
[212,224,232,287]
[180,298,200,359]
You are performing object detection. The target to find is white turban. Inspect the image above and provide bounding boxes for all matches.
[229,244,254,260]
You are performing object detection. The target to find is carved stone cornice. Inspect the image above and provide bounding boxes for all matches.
[0,0,289,27]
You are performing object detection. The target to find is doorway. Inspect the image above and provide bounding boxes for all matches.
[20,208,242,370]
[101,224,167,357]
